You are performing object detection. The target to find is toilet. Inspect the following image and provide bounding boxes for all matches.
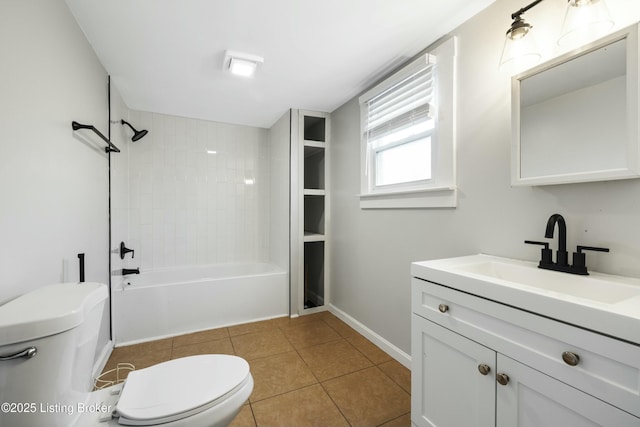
[0,282,253,427]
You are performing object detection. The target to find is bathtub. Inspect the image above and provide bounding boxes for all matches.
[112,263,288,345]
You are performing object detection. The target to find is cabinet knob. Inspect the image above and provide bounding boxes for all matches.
[477,364,491,375]
[438,304,449,313]
[496,373,510,386]
[562,351,580,366]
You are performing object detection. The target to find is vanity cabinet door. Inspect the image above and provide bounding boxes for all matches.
[496,354,640,427]
[412,314,495,427]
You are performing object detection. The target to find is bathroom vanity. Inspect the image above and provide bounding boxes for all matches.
[411,254,640,426]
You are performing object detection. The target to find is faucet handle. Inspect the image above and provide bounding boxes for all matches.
[120,242,135,259]
[525,240,553,266]
[524,240,549,248]
[576,245,610,254]
[572,245,610,275]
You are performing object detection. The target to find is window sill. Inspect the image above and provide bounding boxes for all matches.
[359,186,457,209]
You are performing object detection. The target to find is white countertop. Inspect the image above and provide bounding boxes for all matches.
[411,254,640,345]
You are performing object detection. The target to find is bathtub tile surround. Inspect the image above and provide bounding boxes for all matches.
[125,110,270,272]
[100,312,411,427]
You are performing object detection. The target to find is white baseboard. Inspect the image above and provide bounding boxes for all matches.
[329,304,411,369]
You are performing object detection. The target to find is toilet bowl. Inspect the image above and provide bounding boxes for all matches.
[0,282,253,427]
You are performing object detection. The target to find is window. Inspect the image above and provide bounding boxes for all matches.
[359,37,457,208]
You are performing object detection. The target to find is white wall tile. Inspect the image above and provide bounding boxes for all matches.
[124,111,269,270]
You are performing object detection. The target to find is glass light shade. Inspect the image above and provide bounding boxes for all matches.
[558,0,614,47]
[499,27,541,71]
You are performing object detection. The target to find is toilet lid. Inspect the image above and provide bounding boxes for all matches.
[116,354,250,426]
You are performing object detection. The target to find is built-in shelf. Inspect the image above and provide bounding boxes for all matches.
[303,115,326,143]
[304,231,325,242]
[303,140,326,149]
[304,145,325,190]
[295,110,329,314]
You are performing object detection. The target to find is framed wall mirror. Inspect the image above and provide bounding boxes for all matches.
[511,23,640,186]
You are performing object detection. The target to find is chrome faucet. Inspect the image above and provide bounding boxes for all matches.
[526,213,609,275]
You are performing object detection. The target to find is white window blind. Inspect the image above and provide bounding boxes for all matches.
[363,55,436,152]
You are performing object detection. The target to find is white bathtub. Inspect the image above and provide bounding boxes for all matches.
[112,263,288,345]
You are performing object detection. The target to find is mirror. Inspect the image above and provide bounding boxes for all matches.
[511,23,640,186]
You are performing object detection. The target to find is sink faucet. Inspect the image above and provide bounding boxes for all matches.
[545,213,568,266]
[526,213,609,275]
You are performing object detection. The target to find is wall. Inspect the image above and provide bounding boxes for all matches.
[117,110,270,274]
[268,111,291,307]
[329,0,640,359]
[0,0,111,298]
[0,0,113,366]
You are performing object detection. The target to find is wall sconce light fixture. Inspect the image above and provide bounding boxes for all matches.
[499,0,614,69]
[558,0,614,46]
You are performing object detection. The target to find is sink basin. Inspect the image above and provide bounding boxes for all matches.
[411,254,640,345]
[456,260,640,305]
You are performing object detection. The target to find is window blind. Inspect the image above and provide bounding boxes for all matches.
[363,55,436,148]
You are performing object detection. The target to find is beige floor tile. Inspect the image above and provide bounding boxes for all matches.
[346,333,393,365]
[172,327,229,347]
[323,366,410,427]
[281,320,341,349]
[248,351,317,402]
[231,329,293,360]
[252,384,349,427]
[380,412,412,427]
[229,404,256,427]
[323,315,361,339]
[101,347,172,381]
[228,317,289,337]
[297,339,372,381]
[378,359,411,393]
[171,337,235,359]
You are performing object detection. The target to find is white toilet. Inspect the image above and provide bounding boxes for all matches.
[0,282,253,427]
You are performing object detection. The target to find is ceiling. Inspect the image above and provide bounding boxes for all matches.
[65,0,495,129]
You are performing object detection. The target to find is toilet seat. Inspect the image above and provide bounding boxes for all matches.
[115,355,250,426]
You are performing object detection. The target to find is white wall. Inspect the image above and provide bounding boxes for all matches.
[119,111,270,273]
[329,0,640,357]
[268,111,291,270]
[0,0,111,301]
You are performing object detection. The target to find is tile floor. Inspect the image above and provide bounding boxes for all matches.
[100,311,411,427]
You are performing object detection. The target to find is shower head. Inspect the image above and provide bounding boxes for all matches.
[121,119,148,142]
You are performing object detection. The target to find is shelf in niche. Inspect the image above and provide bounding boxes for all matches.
[303,115,326,143]
[304,189,325,196]
[304,232,325,242]
[303,140,326,150]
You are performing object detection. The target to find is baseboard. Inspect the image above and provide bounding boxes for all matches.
[329,304,411,369]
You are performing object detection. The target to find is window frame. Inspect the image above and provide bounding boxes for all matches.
[359,36,457,209]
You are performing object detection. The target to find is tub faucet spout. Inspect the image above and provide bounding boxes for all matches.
[122,268,140,276]
[545,213,568,266]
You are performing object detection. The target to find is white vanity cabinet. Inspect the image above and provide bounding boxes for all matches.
[411,276,640,427]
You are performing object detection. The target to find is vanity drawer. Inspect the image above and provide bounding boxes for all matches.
[412,277,640,418]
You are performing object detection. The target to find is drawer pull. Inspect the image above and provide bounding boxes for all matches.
[496,373,510,386]
[562,351,580,366]
[438,304,449,313]
[477,364,491,375]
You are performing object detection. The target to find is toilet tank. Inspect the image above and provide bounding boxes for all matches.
[0,282,108,427]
